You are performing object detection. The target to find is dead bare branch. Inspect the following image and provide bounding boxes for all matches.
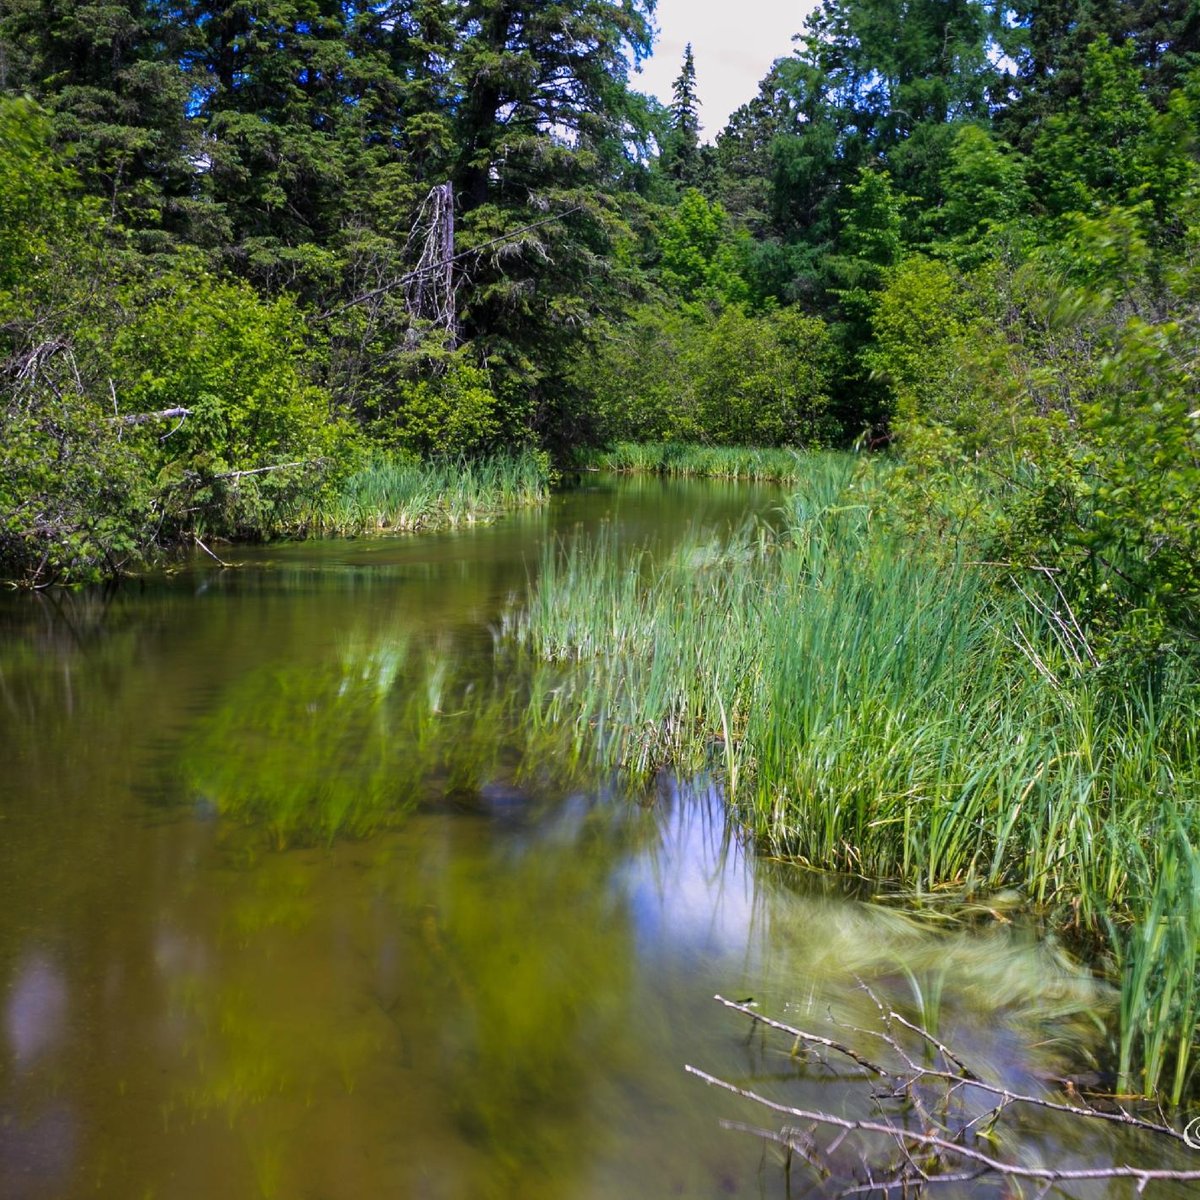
[687,1065,1200,1190]
[111,407,193,427]
[695,994,1199,1196]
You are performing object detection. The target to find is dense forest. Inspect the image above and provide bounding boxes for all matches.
[1,0,1198,650]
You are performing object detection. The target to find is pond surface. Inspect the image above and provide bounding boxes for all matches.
[0,476,1191,1198]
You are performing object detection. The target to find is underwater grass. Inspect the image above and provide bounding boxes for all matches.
[579,441,829,483]
[504,454,1200,1103]
[316,449,550,535]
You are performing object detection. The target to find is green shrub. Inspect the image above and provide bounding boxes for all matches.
[579,303,838,447]
[376,357,506,458]
[109,269,353,539]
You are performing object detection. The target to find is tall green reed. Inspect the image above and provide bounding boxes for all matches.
[316,450,549,535]
[1115,824,1200,1106]
[580,441,825,483]
[506,452,1200,1100]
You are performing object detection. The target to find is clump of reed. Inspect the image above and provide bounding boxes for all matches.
[580,441,829,483]
[317,449,550,535]
[506,455,1200,1103]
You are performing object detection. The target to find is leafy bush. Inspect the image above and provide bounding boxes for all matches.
[0,100,351,579]
[580,304,838,447]
[0,382,157,584]
[872,200,1200,651]
[111,269,353,538]
[373,356,507,458]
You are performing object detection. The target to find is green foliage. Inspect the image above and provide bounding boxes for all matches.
[938,125,1031,263]
[0,384,156,585]
[320,450,551,535]
[579,304,837,447]
[866,256,1008,440]
[0,99,355,579]
[1030,38,1155,218]
[657,189,750,306]
[368,355,522,459]
[114,273,342,470]
[0,98,93,294]
[830,168,904,323]
[107,269,352,540]
[0,96,151,583]
[692,307,838,446]
[873,199,1200,650]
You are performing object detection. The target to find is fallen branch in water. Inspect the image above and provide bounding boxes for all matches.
[193,535,231,568]
[690,993,1200,1196]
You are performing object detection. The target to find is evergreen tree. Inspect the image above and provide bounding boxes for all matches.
[663,42,701,185]
[0,0,195,245]
[439,0,657,444]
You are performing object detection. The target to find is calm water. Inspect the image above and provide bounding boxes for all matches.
[0,476,1191,1198]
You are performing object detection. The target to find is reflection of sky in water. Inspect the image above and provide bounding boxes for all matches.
[622,778,759,968]
[6,953,66,1071]
[2,954,77,1200]
[0,1102,78,1200]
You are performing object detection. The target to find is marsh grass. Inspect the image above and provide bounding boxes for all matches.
[315,450,550,535]
[580,441,829,483]
[506,454,1200,1102]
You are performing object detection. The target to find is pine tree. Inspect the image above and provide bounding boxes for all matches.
[664,42,702,185]
[0,0,195,244]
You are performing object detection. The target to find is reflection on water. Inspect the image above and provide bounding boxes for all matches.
[0,477,1185,1198]
[6,955,67,1072]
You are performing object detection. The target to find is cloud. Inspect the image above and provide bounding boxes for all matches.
[633,1,818,138]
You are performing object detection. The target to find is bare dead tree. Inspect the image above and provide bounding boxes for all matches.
[402,181,458,348]
[687,993,1200,1197]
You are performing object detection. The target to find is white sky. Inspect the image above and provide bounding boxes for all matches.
[633,1,819,140]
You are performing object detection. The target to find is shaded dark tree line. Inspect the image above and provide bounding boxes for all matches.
[0,0,659,435]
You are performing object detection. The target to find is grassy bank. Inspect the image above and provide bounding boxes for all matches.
[579,441,825,483]
[505,454,1200,1104]
[311,450,551,536]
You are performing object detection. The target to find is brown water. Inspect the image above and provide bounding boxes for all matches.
[0,476,1192,1199]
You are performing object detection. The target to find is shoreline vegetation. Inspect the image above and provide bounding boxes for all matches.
[575,442,825,483]
[502,451,1200,1107]
[0,448,552,587]
[314,450,551,537]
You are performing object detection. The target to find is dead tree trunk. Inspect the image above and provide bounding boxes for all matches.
[403,182,458,350]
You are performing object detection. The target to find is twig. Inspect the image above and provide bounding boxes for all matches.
[687,1066,1200,1188]
[715,995,889,1075]
[859,981,979,1081]
[211,460,318,481]
[715,993,1188,1144]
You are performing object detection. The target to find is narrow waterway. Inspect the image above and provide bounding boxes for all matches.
[0,475,1189,1198]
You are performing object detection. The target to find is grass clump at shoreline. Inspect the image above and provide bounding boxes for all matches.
[315,449,551,535]
[505,455,1200,1105]
[579,441,826,483]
